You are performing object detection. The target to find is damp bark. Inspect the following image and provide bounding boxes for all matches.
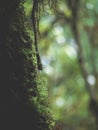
[0,1,52,130]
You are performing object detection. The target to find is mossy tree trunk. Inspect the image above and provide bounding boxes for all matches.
[0,0,52,130]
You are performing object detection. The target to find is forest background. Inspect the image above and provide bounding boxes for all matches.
[25,0,98,129]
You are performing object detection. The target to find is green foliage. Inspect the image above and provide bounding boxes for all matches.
[24,0,98,129]
[24,1,32,16]
[36,0,98,129]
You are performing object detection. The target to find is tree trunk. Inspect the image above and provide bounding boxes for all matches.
[0,0,52,130]
[67,1,98,129]
[89,99,98,130]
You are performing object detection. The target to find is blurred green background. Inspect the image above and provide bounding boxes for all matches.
[25,0,98,129]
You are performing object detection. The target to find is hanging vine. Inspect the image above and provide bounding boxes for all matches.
[31,0,59,70]
[31,0,43,70]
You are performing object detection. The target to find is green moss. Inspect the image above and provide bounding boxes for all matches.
[4,1,54,130]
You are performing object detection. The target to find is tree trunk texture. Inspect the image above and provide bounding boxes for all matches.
[0,0,51,130]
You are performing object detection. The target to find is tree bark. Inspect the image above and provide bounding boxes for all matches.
[0,0,51,130]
